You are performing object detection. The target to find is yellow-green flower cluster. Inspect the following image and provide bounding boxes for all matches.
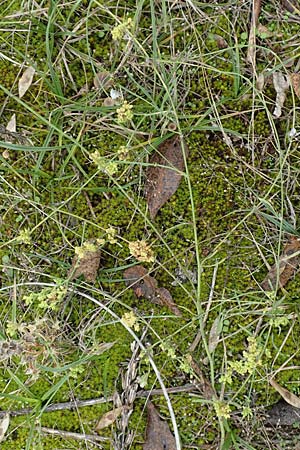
[214,401,231,420]
[121,311,140,331]
[111,17,133,41]
[128,240,155,263]
[90,151,118,176]
[105,226,117,244]
[220,336,262,385]
[116,101,133,124]
[16,228,31,245]
[75,241,99,260]
[23,286,67,311]
[117,145,130,160]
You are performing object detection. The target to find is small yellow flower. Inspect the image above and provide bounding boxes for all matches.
[121,311,140,331]
[128,240,155,263]
[111,17,133,41]
[116,101,133,124]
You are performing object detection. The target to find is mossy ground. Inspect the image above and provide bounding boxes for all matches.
[1,1,300,449]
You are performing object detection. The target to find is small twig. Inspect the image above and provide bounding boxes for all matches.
[41,426,109,443]
[0,384,197,419]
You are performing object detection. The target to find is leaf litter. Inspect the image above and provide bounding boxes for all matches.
[273,71,290,118]
[124,265,181,316]
[0,413,9,443]
[18,66,35,98]
[143,402,176,450]
[269,378,300,409]
[68,241,101,282]
[260,236,300,292]
[144,135,189,220]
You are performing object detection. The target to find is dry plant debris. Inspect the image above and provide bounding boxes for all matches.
[124,265,181,316]
[68,241,101,282]
[95,406,127,431]
[18,66,35,98]
[144,135,189,220]
[246,0,262,66]
[260,236,300,292]
[0,414,9,443]
[143,402,176,450]
[269,378,300,409]
[291,73,300,99]
[273,71,290,118]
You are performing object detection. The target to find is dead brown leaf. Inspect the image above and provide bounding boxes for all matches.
[144,135,189,220]
[124,265,181,316]
[95,406,126,431]
[269,378,300,409]
[143,402,176,450]
[291,73,300,99]
[18,66,35,98]
[68,243,101,282]
[260,236,300,292]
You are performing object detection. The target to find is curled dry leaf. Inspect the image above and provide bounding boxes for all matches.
[291,73,300,99]
[68,244,101,283]
[269,378,300,409]
[124,265,181,316]
[273,71,290,118]
[95,406,126,431]
[0,413,10,442]
[260,236,300,292]
[18,66,35,98]
[144,135,189,220]
[143,402,176,450]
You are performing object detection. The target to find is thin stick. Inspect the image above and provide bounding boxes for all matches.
[0,384,196,419]
[41,427,108,443]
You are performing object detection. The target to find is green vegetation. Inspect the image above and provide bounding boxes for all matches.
[1,0,300,448]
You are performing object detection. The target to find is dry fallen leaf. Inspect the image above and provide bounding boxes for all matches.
[0,413,10,443]
[256,72,265,92]
[68,242,101,282]
[6,114,16,133]
[144,135,189,220]
[208,316,222,353]
[95,406,126,431]
[291,73,300,99]
[269,378,300,409]
[143,402,176,450]
[124,265,181,316]
[273,71,290,118]
[18,66,35,98]
[260,236,300,292]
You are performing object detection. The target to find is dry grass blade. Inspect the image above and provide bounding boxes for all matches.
[247,0,262,66]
